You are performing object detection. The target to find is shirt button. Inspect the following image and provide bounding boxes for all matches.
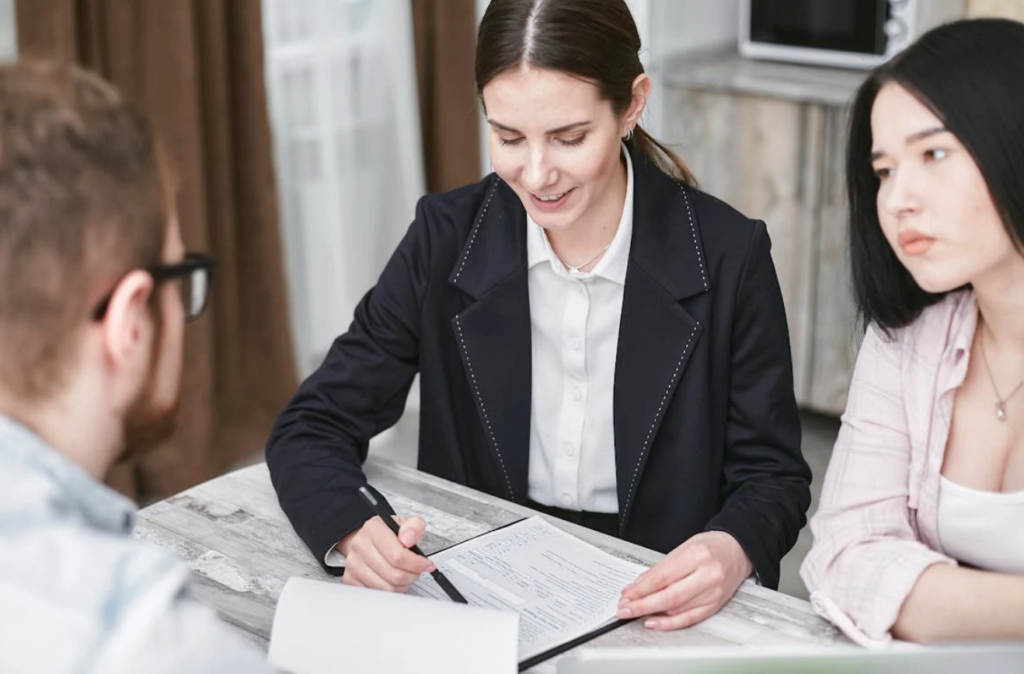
[576,285,586,297]
[569,338,581,351]
[572,386,582,402]
[563,441,576,457]
[561,493,573,507]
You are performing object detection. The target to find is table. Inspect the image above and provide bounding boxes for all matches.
[135,456,850,670]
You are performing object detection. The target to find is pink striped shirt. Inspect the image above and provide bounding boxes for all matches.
[800,290,979,648]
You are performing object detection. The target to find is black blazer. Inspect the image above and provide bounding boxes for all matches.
[266,146,811,590]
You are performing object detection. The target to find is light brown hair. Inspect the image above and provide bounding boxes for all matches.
[0,60,174,399]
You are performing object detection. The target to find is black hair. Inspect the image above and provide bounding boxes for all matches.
[847,18,1024,334]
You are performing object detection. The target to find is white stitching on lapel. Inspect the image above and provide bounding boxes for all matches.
[622,321,701,529]
[453,177,500,284]
[453,315,516,500]
[677,182,708,291]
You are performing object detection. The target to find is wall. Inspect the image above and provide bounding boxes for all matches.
[968,0,1024,20]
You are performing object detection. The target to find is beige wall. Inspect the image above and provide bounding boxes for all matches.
[968,0,1024,21]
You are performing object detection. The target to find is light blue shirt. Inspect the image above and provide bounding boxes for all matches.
[0,413,272,674]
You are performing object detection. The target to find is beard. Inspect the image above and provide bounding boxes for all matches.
[120,376,179,460]
[118,305,180,462]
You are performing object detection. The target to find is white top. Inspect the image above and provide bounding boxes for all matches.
[937,475,1024,574]
[525,144,634,514]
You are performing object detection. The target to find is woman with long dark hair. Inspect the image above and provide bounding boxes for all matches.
[802,18,1024,646]
[268,0,810,630]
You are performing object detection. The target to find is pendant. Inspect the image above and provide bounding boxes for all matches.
[996,401,1008,421]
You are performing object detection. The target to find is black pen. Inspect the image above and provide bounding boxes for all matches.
[357,485,468,604]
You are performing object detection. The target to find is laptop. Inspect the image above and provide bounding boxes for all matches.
[556,644,1024,674]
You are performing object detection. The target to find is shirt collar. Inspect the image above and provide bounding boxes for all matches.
[948,290,979,361]
[0,412,137,533]
[526,142,634,285]
[933,290,979,399]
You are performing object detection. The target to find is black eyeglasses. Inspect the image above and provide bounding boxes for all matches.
[92,253,217,323]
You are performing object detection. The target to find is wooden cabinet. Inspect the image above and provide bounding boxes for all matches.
[663,53,867,416]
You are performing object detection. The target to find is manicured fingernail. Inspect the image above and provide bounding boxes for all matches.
[400,532,415,547]
[617,607,632,619]
[618,597,630,607]
[427,564,437,573]
[645,619,657,629]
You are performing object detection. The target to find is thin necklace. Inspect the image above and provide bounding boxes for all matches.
[559,242,611,275]
[978,325,1024,422]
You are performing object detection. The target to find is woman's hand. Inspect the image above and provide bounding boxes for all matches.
[337,515,434,592]
[617,531,753,630]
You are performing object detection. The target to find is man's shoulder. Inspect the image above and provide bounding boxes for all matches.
[1,473,188,599]
[0,501,269,672]
[0,471,195,671]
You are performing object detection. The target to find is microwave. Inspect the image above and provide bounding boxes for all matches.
[739,0,965,70]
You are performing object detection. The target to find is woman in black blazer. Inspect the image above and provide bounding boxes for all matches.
[267,0,810,631]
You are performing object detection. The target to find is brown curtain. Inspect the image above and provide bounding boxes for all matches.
[16,0,297,500]
[412,0,482,193]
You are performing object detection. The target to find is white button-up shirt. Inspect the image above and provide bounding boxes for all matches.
[526,144,634,513]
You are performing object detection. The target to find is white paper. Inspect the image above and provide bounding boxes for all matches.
[268,577,519,674]
[407,516,647,661]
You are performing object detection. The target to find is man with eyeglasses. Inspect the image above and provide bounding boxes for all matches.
[0,62,273,672]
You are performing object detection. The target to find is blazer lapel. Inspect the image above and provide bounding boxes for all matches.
[449,177,532,503]
[614,151,712,531]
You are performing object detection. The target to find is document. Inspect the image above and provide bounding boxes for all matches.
[267,516,646,672]
[407,516,647,663]
[268,577,519,674]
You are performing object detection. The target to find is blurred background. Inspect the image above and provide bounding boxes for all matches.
[3,0,1023,599]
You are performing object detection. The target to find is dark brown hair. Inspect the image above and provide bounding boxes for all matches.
[475,0,696,186]
[0,60,173,399]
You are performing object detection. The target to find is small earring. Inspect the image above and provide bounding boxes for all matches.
[624,127,634,142]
